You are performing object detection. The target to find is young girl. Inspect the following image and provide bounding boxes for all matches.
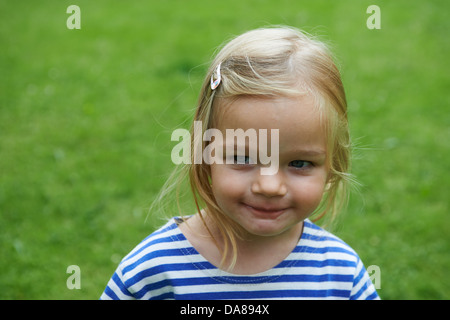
[101,26,379,300]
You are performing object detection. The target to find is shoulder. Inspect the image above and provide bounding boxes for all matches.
[101,218,190,299]
[120,217,186,268]
[302,219,359,257]
[301,220,380,300]
[298,219,361,270]
[124,218,180,256]
[116,218,192,282]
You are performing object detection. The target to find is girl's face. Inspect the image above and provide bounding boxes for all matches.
[209,94,329,239]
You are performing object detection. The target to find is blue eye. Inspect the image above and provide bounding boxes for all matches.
[234,155,255,165]
[289,160,312,169]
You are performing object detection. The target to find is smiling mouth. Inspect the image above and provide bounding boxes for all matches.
[243,203,288,218]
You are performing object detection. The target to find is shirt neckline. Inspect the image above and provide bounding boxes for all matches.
[169,216,309,284]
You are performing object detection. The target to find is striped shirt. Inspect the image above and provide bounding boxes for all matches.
[101,218,379,300]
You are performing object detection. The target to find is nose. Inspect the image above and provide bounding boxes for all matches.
[251,171,287,197]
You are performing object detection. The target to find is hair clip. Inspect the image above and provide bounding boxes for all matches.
[210,63,222,90]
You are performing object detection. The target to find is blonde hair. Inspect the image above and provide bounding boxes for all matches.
[154,26,352,271]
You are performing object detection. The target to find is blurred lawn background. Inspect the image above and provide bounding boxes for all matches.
[0,0,448,299]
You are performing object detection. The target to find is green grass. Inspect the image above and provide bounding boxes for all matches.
[1,0,448,299]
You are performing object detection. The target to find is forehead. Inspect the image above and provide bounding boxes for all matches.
[213,95,327,152]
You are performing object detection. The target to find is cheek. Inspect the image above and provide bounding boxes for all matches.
[291,178,326,209]
[210,166,246,203]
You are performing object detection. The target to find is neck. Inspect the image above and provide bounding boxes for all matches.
[198,211,304,274]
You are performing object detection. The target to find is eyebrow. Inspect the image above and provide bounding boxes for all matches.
[219,141,326,158]
[288,149,327,157]
[221,143,326,154]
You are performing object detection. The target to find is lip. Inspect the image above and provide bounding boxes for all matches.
[243,203,288,219]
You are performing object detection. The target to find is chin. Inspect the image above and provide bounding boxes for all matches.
[241,219,297,238]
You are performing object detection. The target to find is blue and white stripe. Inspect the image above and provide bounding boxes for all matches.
[101,218,379,300]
